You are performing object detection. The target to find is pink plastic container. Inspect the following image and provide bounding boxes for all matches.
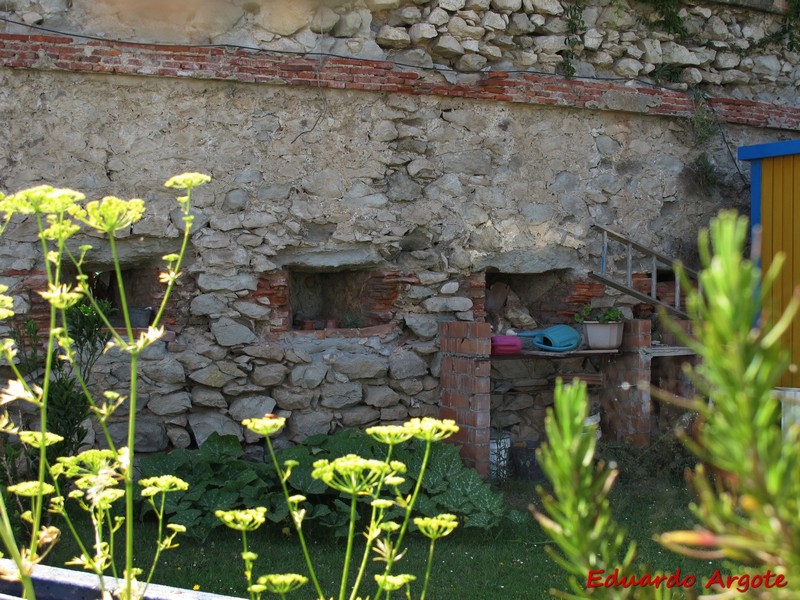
[491,335,522,355]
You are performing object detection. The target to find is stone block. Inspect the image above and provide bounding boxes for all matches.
[188,411,243,447]
[320,381,363,408]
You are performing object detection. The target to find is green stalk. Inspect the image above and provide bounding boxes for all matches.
[241,530,256,600]
[143,494,167,590]
[265,435,324,599]
[419,538,436,600]
[124,351,138,599]
[0,494,36,599]
[107,232,138,600]
[338,492,359,600]
[349,445,394,600]
[375,440,433,600]
[151,188,193,327]
[29,212,59,563]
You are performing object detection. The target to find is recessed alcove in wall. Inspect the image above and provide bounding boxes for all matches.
[289,270,371,329]
[484,269,577,331]
[87,267,162,328]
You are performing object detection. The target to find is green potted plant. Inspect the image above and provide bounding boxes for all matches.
[574,305,625,349]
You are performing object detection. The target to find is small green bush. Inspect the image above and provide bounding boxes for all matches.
[137,428,509,540]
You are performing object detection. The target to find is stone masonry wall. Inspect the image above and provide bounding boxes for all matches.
[0,0,797,454]
[1,0,798,104]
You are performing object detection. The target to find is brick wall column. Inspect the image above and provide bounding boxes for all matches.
[599,319,652,447]
[438,321,492,477]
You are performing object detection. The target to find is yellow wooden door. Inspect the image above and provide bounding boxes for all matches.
[761,153,800,387]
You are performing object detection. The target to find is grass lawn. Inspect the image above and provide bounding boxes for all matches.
[43,473,727,599]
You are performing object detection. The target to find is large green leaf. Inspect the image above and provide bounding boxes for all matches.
[198,433,244,463]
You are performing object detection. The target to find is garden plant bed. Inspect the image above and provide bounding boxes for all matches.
[41,474,727,599]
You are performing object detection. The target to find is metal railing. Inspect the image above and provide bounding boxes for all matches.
[590,225,698,318]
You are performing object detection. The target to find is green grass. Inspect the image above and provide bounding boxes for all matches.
[40,473,732,599]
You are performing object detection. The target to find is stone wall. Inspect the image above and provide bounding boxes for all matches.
[0,0,797,454]
[1,0,798,103]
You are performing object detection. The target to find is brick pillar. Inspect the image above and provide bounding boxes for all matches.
[438,321,492,477]
[599,319,653,447]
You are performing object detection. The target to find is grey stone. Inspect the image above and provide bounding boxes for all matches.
[407,159,437,179]
[440,281,459,294]
[223,381,264,396]
[409,22,437,43]
[404,313,440,339]
[257,184,291,201]
[481,11,506,31]
[333,12,362,37]
[188,411,243,447]
[440,150,491,175]
[107,416,168,453]
[661,42,702,65]
[211,317,257,347]
[507,14,533,35]
[682,67,703,84]
[533,35,567,53]
[191,294,230,316]
[381,405,409,421]
[331,353,388,378]
[552,171,581,194]
[287,410,333,442]
[376,25,411,48]
[167,426,191,449]
[752,55,781,77]
[425,173,464,200]
[391,377,424,394]
[473,246,576,273]
[391,6,422,25]
[440,0,466,9]
[252,363,288,386]
[614,58,643,77]
[189,365,231,388]
[365,385,401,407]
[303,168,344,198]
[456,53,488,72]
[595,135,620,156]
[310,7,339,33]
[171,206,209,232]
[366,0,399,9]
[192,386,228,408]
[432,35,464,58]
[273,245,383,269]
[320,381,363,408]
[448,17,485,39]
[229,395,278,421]
[340,406,381,427]
[491,0,521,11]
[393,48,435,69]
[387,171,423,202]
[520,202,554,224]
[427,7,450,25]
[273,387,315,410]
[148,391,192,415]
[389,348,428,379]
[224,189,249,212]
[233,300,271,320]
[422,296,473,312]
[290,363,329,388]
[714,52,740,69]
[141,357,185,384]
[532,0,562,14]
[244,345,285,361]
[638,39,662,64]
[197,273,258,293]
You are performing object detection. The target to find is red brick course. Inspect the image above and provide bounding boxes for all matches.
[1,33,798,131]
